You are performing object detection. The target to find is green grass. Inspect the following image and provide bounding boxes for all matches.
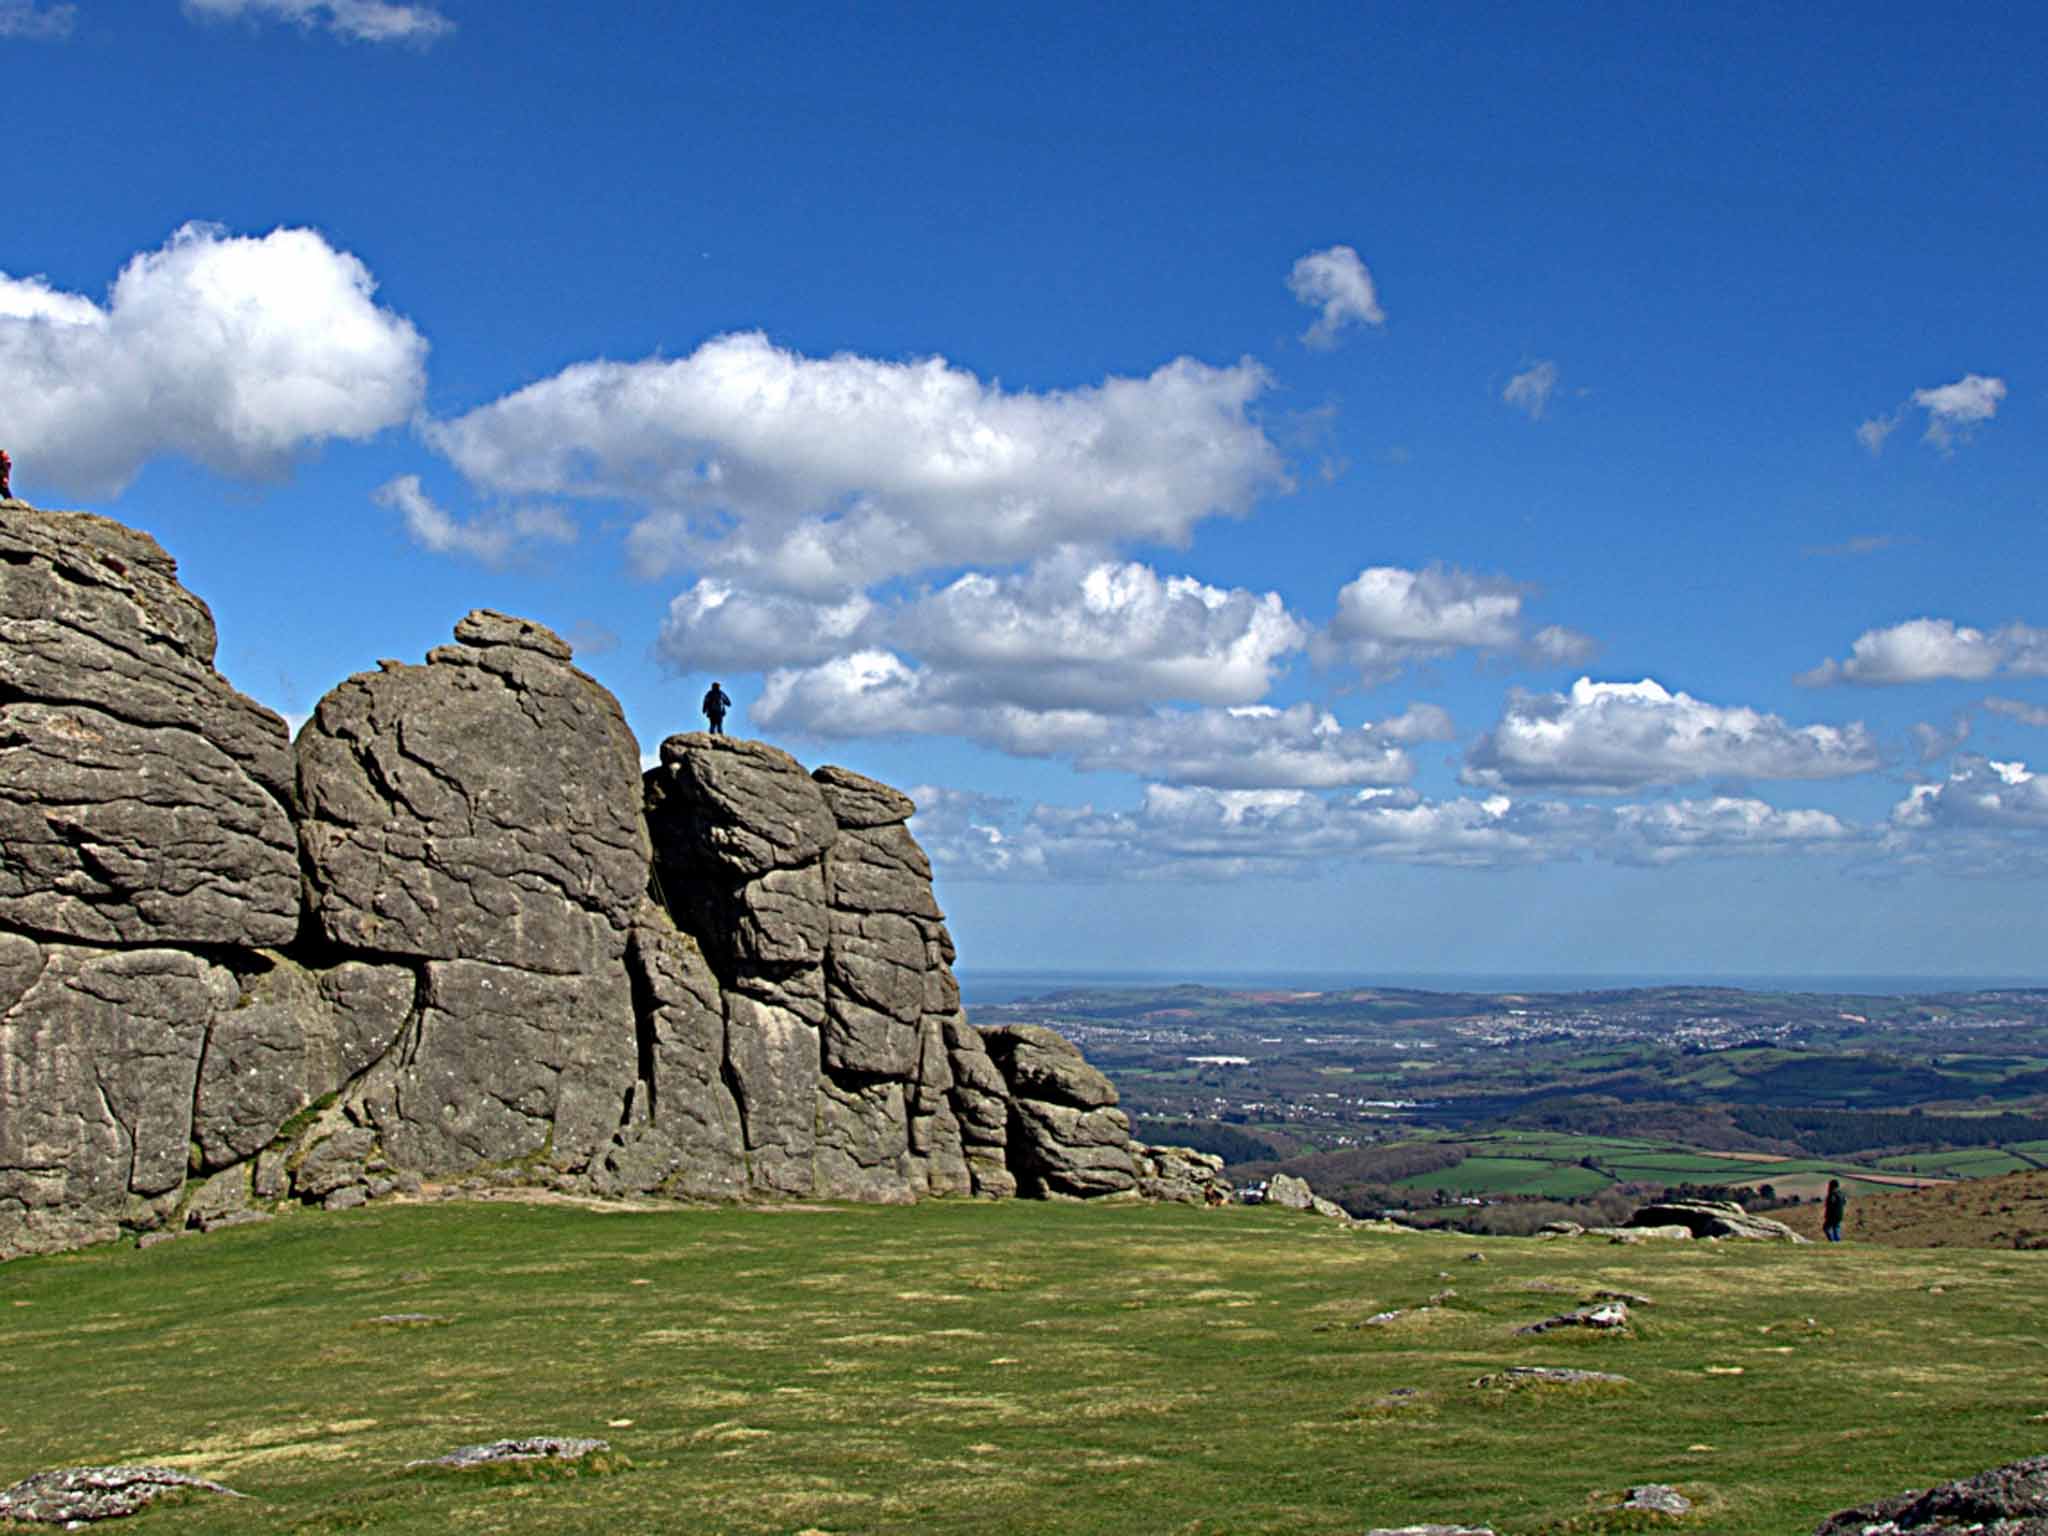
[4,1198,2046,1534]
[1876,1148,2033,1177]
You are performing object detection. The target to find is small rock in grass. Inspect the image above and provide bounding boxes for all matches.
[1473,1366,1630,1390]
[135,1230,185,1250]
[1623,1485,1692,1515]
[1364,1526,1496,1535]
[1463,1251,1486,1263]
[1517,1302,1628,1336]
[363,1313,451,1328]
[412,1437,609,1470]
[323,1186,369,1212]
[0,1465,245,1524]
[1593,1289,1652,1307]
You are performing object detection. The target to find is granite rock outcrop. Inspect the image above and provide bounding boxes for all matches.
[0,502,1145,1260]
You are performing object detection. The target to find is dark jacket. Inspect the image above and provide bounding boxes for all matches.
[702,685,732,717]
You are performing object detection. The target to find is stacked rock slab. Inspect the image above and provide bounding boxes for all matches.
[641,735,994,1201]
[0,501,1147,1260]
[980,1025,1138,1198]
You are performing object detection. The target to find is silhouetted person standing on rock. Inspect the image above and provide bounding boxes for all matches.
[701,681,732,735]
[1823,1179,1846,1242]
[0,448,12,500]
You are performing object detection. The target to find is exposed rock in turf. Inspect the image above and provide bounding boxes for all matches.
[1517,1301,1630,1335]
[413,1436,610,1469]
[1363,1526,1497,1535]
[1812,1452,2048,1534]
[1472,1366,1631,1389]
[0,1465,245,1524]
[1626,1199,1806,1242]
[1622,1485,1693,1515]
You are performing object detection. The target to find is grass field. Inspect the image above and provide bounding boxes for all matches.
[1388,1131,1909,1203]
[5,1196,2047,1534]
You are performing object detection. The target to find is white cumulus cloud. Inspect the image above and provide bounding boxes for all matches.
[0,223,425,497]
[376,475,576,568]
[1464,677,1880,793]
[1799,618,2048,686]
[183,0,453,43]
[661,553,1305,711]
[1885,756,2048,874]
[1860,373,2007,455]
[425,332,1286,593]
[1287,245,1384,348]
[1502,360,1559,420]
[909,780,1863,882]
[1318,563,1595,681]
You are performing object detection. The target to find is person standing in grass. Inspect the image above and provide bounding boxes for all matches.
[1823,1179,1847,1242]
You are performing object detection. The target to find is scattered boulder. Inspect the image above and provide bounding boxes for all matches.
[1626,1199,1805,1242]
[1264,1172,1314,1211]
[1812,1453,2048,1534]
[0,1465,245,1524]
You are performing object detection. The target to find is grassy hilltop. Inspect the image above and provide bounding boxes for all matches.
[3,1197,2045,1535]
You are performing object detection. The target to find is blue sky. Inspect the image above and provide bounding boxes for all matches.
[4,1,2045,978]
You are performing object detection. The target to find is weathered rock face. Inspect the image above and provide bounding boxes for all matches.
[0,506,298,947]
[982,1025,1138,1199]
[0,503,1146,1261]
[643,735,1004,1202]
[297,610,649,975]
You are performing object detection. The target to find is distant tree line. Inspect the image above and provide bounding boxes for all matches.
[1732,1106,2048,1156]
[1131,1120,1281,1166]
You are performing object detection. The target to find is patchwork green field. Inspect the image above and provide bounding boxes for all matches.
[4,1197,2045,1534]
[1373,1131,1909,1204]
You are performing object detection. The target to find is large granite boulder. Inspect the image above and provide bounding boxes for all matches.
[1626,1198,1806,1242]
[297,610,649,975]
[0,505,298,947]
